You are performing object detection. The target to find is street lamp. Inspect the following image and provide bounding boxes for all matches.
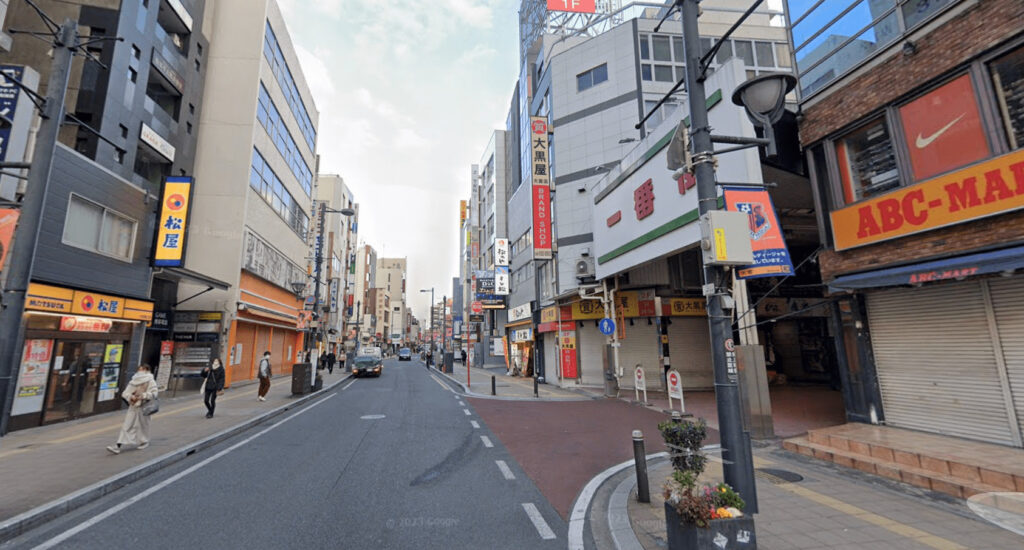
[731,73,796,157]
[309,204,355,360]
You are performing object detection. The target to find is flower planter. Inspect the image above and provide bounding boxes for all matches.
[665,502,757,549]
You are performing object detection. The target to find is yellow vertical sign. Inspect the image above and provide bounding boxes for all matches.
[153,177,193,267]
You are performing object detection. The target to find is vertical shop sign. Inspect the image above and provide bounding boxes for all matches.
[0,66,25,161]
[495,238,509,266]
[157,341,174,390]
[12,339,53,415]
[531,116,553,259]
[560,329,577,378]
[723,187,794,279]
[153,176,194,267]
[495,266,510,295]
[460,200,468,224]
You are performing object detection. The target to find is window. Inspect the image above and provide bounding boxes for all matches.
[835,118,901,203]
[133,146,170,191]
[641,64,652,81]
[654,65,674,83]
[145,60,182,120]
[715,40,733,64]
[257,83,314,195]
[672,37,685,63]
[733,40,755,66]
[755,41,775,67]
[128,67,137,83]
[119,124,128,138]
[264,22,317,151]
[577,63,608,92]
[132,45,141,59]
[898,74,988,181]
[62,194,137,261]
[652,36,672,62]
[990,45,1024,150]
[250,148,310,238]
[639,34,649,60]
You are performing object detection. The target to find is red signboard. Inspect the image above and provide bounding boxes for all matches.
[533,185,552,258]
[547,0,596,14]
[60,316,113,333]
[560,329,577,378]
[471,301,483,314]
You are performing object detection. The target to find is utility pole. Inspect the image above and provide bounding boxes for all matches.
[679,0,758,511]
[0,20,78,436]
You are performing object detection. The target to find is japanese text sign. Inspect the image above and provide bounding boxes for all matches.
[495,238,509,266]
[153,176,194,267]
[547,0,596,14]
[723,187,794,278]
[533,185,553,259]
[830,149,1024,250]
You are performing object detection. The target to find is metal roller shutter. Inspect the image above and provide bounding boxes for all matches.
[867,282,1016,446]
[668,318,714,390]
[988,276,1024,445]
[543,336,558,384]
[618,321,661,390]
[578,323,606,387]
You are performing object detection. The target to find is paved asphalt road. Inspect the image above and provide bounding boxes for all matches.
[4,358,565,550]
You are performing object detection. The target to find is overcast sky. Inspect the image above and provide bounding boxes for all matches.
[277,0,521,323]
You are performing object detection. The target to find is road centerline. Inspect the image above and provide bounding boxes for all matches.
[496,460,516,480]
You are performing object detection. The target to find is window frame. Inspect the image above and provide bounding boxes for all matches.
[577,63,609,92]
[61,193,138,262]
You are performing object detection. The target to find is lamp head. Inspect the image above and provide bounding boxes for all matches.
[290,281,306,295]
[339,207,356,216]
[731,73,796,124]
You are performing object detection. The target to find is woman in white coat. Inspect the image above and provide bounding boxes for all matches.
[107,365,158,454]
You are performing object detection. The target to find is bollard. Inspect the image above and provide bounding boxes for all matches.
[671,410,682,423]
[534,377,539,398]
[633,430,650,503]
[491,375,496,396]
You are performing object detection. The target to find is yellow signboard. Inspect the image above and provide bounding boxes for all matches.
[153,177,193,267]
[25,283,73,313]
[571,299,606,320]
[664,298,707,317]
[540,306,559,323]
[124,299,155,321]
[72,290,125,318]
[460,200,467,223]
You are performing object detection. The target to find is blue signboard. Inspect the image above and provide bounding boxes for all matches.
[599,318,616,336]
[0,66,24,162]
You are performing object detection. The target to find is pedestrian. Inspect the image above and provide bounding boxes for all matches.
[327,349,336,374]
[461,349,467,365]
[107,365,158,454]
[201,357,226,418]
[257,351,272,401]
[426,347,433,369]
[339,349,347,371]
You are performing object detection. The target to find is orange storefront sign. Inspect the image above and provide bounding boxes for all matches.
[831,149,1024,251]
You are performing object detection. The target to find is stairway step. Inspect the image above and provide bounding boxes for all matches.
[783,437,1007,499]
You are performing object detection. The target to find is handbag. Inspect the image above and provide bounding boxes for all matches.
[142,395,160,416]
[199,376,207,395]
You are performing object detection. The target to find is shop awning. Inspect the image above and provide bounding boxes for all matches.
[155,266,231,291]
[505,318,532,329]
[829,245,1024,292]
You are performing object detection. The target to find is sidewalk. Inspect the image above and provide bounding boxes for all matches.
[616,446,1023,549]
[439,362,591,400]
[0,368,350,526]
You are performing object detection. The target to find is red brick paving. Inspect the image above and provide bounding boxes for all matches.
[469,397,720,520]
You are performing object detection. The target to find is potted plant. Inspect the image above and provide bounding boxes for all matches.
[659,418,757,549]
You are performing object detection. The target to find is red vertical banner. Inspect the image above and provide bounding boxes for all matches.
[532,185,552,258]
[560,329,577,378]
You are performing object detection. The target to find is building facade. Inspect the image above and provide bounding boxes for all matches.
[352,244,377,345]
[786,0,1024,447]
[315,174,358,354]
[376,257,407,349]
[182,0,319,386]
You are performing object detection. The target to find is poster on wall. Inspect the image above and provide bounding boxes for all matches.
[99,344,124,401]
[723,187,794,279]
[157,341,174,391]
[11,339,53,415]
[560,330,577,378]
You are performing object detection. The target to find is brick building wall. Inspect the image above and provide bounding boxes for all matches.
[799,0,1024,281]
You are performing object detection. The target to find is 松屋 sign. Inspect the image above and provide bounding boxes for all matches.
[153,177,193,267]
[830,149,1024,250]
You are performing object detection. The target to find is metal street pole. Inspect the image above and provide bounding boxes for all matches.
[0,20,78,436]
[679,0,757,511]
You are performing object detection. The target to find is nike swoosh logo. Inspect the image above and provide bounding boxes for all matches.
[915,113,966,149]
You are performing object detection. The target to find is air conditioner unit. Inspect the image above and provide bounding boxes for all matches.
[575,257,595,279]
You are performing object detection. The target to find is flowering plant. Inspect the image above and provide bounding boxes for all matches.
[659,417,745,528]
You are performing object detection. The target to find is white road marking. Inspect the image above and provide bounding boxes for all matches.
[470,420,480,429]
[567,451,669,550]
[496,460,515,480]
[462,408,471,416]
[522,502,556,540]
[30,394,338,550]
[430,374,454,392]
[458,401,465,406]
[341,379,357,391]
[480,436,493,448]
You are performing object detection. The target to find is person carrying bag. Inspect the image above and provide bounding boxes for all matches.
[201,358,226,418]
[107,365,158,454]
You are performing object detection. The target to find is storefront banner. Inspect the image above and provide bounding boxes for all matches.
[571,299,606,320]
[0,208,18,270]
[60,316,113,332]
[495,238,509,266]
[495,266,510,295]
[547,0,596,14]
[532,184,552,259]
[508,302,532,323]
[512,328,534,342]
[538,321,574,333]
[11,339,53,415]
[26,283,73,313]
[661,298,708,317]
[831,149,1024,250]
[724,187,794,278]
[560,329,578,378]
[153,176,193,267]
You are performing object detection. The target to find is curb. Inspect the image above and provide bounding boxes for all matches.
[0,374,351,543]
[432,368,597,402]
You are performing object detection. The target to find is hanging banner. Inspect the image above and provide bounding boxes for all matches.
[460,200,468,224]
[153,176,194,267]
[531,116,553,260]
[723,187,794,279]
[0,208,19,271]
[560,330,577,378]
[495,238,509,266]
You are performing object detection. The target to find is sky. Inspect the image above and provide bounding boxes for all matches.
[276,0,522,323]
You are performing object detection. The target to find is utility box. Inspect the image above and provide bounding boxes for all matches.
[700,211,754,266]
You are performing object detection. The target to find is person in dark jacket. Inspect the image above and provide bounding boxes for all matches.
[326,350,336,374]
[201,358,226,418]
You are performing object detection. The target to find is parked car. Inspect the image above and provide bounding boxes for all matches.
[398,347,411,361]
[352,355,382,378]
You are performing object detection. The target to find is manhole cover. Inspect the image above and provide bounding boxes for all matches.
[755,468,804,484]
[360,414,386,420]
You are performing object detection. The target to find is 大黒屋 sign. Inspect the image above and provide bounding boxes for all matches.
[531,116,553,259]
[723,187,794,279]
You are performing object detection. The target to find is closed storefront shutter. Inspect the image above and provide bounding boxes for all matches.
[668,318,713,390]
[619,322,660,390]
[867,282,1017,446]
[578,323,606,387]
[988,276,1024,445]
[234,323,256,382]
[544,335,558,383]
[272,329,286,374]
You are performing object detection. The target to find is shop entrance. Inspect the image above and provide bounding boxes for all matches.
[42,339,127,424]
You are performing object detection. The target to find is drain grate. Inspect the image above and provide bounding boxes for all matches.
[755,468,804,484]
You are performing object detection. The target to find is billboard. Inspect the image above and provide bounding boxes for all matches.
[531,116,553,260]
[723,187,794,279]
